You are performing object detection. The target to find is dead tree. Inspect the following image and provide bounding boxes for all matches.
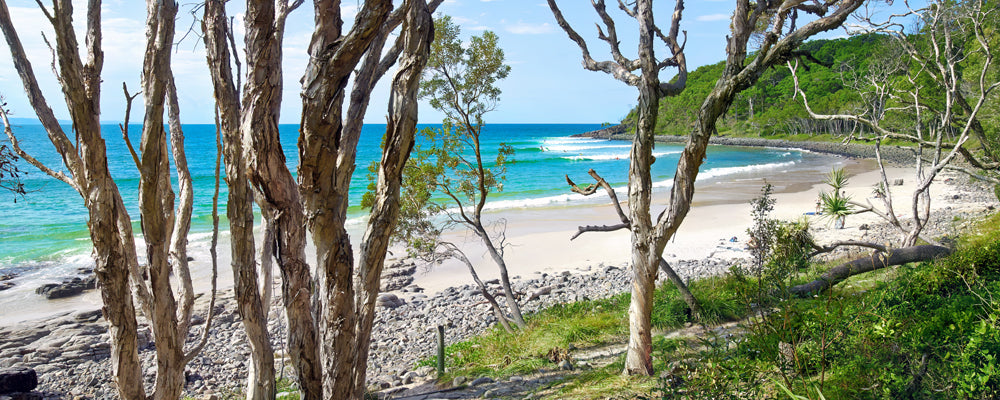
[781,0,999,294]
[0,1,218,399]
[789,0,1000,249]
[550,0,865,376]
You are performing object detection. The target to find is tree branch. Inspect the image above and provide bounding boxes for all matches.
[790,245,952,296]
[119,82,141,170]
[0,106,78,190]
[809,240,887,258]
[547,0,641,86]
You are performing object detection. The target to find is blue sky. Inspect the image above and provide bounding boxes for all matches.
[0,0,877,125]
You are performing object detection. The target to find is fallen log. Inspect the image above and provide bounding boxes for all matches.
[789,245,952,297]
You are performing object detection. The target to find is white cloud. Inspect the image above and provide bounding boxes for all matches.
[452,16,478,25]
[468,25,491,31]
[505,22,553,35]
[696,13,730,22]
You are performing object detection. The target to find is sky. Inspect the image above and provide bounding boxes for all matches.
[0,0,885,125]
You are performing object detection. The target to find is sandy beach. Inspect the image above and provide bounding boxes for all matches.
[2,150,988,325]
[2,141,998,398]
[405,154,983,296]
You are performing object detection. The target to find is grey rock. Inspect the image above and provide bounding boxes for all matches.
[452,376,467,387]
[73,310,102,323]
[377,293,405,309]
[469,376,493,386]
[0,367,37,394]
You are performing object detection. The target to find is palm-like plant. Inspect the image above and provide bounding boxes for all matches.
[819,168,853,228]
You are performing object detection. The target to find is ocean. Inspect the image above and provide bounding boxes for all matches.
[0,122,840,321]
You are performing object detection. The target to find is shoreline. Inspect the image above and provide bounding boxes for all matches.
[573,125,918,165]
[2,138,998,397]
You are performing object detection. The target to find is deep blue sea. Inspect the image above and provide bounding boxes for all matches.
[0,122,831,317]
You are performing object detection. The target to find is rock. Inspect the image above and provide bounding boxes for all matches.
[73,310,102,323]
[452,376,467,387]
[35,281,83,299]
[0,282,12,291]
[34,276,95,300]
[377,293,405,309]
[558,359,573,371]
[470,376,494,386]
[0,367,38,394]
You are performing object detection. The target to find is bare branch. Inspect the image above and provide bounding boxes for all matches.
[547,0,641,86]
[0,3,84,182]
[184,106,223,365]
[810,240,887,258]
[570,223,630,240]
[0,106,78,190]
[569,169,630,225]
[592,0,639,69]
[657,0,687,96]
[120,82,141,170]
[617,0,637,18]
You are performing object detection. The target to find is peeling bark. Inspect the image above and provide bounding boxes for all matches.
[0,1,145,398]
[202,1,277,398]
[550,0,864,376]
[2,1,210,398]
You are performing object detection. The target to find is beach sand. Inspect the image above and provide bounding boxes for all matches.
[2,151,992,326]
[406,156,993,295]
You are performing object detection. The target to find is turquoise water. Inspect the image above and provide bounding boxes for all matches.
[0,122,822,280]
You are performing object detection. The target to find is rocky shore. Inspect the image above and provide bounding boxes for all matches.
[0,256,735,399]
[1,143,996,399]
[574,125,921,165]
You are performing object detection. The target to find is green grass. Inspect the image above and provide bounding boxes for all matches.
[411,212,1000,399]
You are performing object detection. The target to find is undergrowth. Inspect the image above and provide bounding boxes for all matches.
[410,202,1000,399]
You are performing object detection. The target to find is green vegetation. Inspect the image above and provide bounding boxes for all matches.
[628,21,999,166]
[420,209,1000,399]
[626,34,888,138]
[817,168,853,229]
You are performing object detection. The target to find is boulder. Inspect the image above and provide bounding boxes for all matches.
[35,281,83,299]
[377,293,405,309]
[35,276,96,300]
[0,367,38,394]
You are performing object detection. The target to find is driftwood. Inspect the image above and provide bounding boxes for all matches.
[789,245,952,297]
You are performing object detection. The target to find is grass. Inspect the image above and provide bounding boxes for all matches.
[410,212,1000,399]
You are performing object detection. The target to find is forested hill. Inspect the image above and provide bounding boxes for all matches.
[628,33,886,137]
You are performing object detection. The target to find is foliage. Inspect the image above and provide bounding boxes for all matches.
[625,34,889,137]
[363,15,512,260]
[411,212,1000,400]
[0,141,24,201]
[628,10,1000,151]
[0,98,25,201]
[736,185,814,302]
[818,168,852,227]
[747,184,778,276]
[422,274,751,382]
